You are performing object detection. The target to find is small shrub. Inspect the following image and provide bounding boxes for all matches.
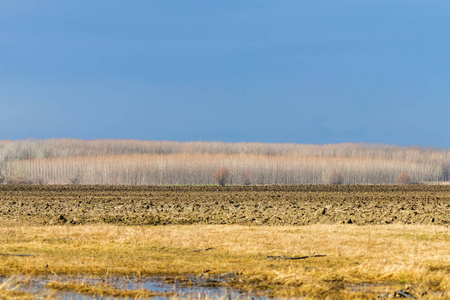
[67,170,81,185]
[6,178,33,185]
[329,172,344,185]
[214,167,230,186]
[242,170,251,185]
[68,176,80,185]
[396,173,411,185]
[36,178,47,185]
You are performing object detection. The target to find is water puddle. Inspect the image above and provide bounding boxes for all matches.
[2,275,435,299]
[0,275,259,299]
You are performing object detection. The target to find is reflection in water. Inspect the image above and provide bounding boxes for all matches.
[0,275,257,299]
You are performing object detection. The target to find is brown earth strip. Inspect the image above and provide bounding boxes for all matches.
[0,185,449,225]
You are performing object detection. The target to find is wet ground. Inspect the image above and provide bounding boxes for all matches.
[1,274,430,299]
[0,274,255,299]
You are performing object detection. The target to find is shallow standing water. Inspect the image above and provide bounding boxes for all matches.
[0,275,261,299]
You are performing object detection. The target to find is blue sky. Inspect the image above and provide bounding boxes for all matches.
[1,1,449,148]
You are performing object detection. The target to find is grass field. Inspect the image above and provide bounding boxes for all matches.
[0,185,449,299]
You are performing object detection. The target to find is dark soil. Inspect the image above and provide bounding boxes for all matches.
[0,185,448,225]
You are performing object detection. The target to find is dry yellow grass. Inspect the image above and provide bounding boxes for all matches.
[0,221,449,299]
[0,276,46,299]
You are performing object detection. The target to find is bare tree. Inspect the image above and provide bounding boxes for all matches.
[442,163,450,181]
[2,138,448,185]
[242,169,251,185]
[214,166,230,186]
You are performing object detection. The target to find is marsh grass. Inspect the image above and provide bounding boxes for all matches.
[0,276,49,299]
[0,289,34,300]
[45,281,171,298]
[0,222,449,298]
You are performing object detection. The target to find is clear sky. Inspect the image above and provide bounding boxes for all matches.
[1,1,449,148]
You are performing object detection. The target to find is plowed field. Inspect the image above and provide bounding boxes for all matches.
[0,185,448,225]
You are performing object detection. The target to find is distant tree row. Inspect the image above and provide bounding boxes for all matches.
[0,152,447,185]
[1,139,448,162]
[1,139,449,185]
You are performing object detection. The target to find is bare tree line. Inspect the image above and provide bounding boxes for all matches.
[0,139,449,185]
[1,139,448,160]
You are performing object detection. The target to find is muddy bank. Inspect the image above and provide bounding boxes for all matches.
[0,185,449,225]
